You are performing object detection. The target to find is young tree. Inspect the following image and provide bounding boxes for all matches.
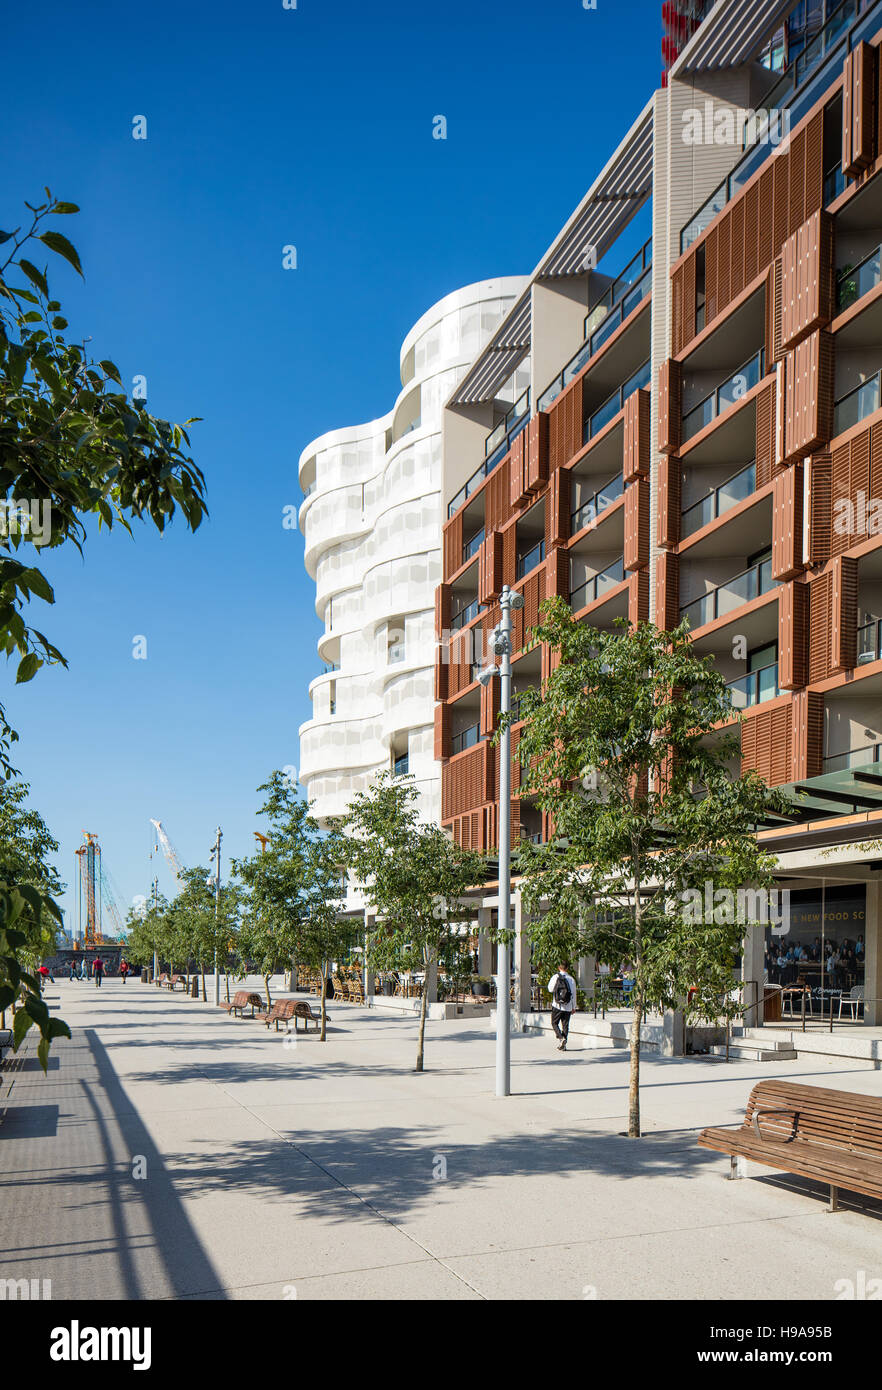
[167,867,240,1000]
[0,779,69,1066]
[233,771,347,1016]
[1,191,207,1051]
[341,773,484,1072]
[511,602,791,1137]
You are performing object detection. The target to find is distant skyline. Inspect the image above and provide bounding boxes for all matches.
[5,0,660,931]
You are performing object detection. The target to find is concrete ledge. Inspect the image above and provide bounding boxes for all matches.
[491,1009,665,1052]
[369,996,491,1020]
[744,1026,882,1065]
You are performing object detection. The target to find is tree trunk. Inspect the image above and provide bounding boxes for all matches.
[416,969,429,1072]
[628,894,643,1138]
[320,967,327,1042]
[225,970,230,1004]
[264,974,272,1010]
[200,965,206,1002]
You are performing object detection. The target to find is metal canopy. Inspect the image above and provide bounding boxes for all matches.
[671,0,800,75]
[769,760,882,826]
[448,101,653,408]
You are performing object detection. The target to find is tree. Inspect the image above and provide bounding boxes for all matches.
[510,602,791,1137]
[1,190,208,1054]
[234,772,353,1030]
[167,867,240,1001]
[0,779,68,1066]
[341,773,484,1072]
[122,894,170,970]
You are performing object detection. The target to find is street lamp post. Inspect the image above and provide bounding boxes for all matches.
[210,827,222,1006]
[477,583,524,1098]
[152,875,159,982]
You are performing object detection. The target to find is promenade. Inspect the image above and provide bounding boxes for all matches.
[1,979,880,1300]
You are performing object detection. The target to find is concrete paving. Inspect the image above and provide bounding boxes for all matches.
[1,976,881,1300]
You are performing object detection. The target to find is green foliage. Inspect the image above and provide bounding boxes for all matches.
[509,603,792,1134]
[0,191,207,777]
[0,882,70,1071]
[339,772,484,1069]
[233,772,351,1020]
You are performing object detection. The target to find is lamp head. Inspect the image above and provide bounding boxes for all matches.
[476,664,498,688]
[509,591,525,611]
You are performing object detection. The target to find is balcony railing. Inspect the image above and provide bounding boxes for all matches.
[680,556,774,629]
[681,462,756,536]
[571,472,624,534]
[393,753,409,777]
[302,480,317,500]
[680,0,878,253]
[462,528,485,564]
[837,243,882,312]
[570,557,626,613]
[451,722,481,756]
[537,241,652,414]
[682,349,765,442]
[726,662,779,710]
[584,360,651,444]
[833,370,882,435]
[516,538,546,579]
[448,391,530,517]
[825,741,882,772]
[485,388,530,463]
[321,661,341,675]
[858,618,882,663]
[825,161,847,206]
[451,598,482,632]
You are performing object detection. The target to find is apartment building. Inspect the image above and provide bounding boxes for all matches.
[436,0,882,1036]
[297,278,526,876]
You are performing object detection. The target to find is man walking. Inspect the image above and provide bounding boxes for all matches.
[548,962,578,1051]
[92,956,104,989]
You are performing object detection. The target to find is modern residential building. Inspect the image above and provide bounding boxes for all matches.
[435,0,882,1044]
[297,279,527,864]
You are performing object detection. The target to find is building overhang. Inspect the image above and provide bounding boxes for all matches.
[670,0,800,76]
[448,100,654,408]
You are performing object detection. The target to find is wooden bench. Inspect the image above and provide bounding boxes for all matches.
[263,1000,297,1032]
[293,1000,326,1032]
[168,975,187,992]
[155,973,169,988]
[218,990,264,1018]
[698,1080,882,1212]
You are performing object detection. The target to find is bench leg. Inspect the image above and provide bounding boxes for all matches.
[828,1185,840,1214]
[729,1155,748,1181]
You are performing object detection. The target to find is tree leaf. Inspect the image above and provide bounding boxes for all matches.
[37,230,83,276]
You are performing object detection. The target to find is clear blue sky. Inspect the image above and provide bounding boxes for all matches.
[5,0,660,930]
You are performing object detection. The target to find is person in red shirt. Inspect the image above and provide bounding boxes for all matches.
[92,956,104,988]
[119,958,129,983]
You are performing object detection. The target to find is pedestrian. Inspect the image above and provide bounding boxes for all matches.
[547,961,578,1052]
[93,956,104,989]
[120,958,129,984]
[36,964,52,991]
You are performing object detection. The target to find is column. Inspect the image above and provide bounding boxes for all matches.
[513,891,531,1013]
[477,907,492,982]
[662,1007,685,1056]
[363,912,375,1004]
[741,921,765,1029]
[424,958,438,1005]
[864,881,881,1026]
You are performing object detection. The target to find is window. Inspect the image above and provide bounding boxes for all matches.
[393,751,409,777]
[329,680,337,716]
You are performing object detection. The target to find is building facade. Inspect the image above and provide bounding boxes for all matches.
[435,0,882,1034]
[297,279,526,852]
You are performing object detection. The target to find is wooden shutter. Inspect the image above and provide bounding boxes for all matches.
[843,43,877,176]
[624,477,649,572]
[545,544,570,600]
[657,455,681,549]
[672,257,696,355]
[791,690,825,780]
[808,570,833,683]
[629,568,649,626]
[741,705,793,786]
[545,467,571,550]
[658,359,682,456]
[434,703,450,761]
[778,579,807,690]
[783,329,833,462]
[806,452,832,565]
[548,378,583,474]
[831,554,858,673]
[525,413,549,494]
[623,388,650,482]
[779,210,834,352]
[443,511,463,579]
[509,428,528,508]
[655,551,680,630]
[767,257,784,366]
[478,531,503,604]
[772,461,804,580]
[755,380,776,489]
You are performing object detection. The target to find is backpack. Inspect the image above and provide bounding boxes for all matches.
[553,974,572,1007]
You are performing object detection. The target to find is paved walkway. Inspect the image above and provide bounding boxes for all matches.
[1,978,881,1300]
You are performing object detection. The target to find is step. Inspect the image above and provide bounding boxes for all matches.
[710,1042,798,1062]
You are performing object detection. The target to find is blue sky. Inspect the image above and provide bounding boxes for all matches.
[5,0,660,930]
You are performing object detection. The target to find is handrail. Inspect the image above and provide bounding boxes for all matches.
[584,360,651,443]
[837,242,882,311]
[681,461,755,535]
[833,369,882,435]
[682,349,765,442]
[570,557,626,613]
[680,556,774,628]
[571,472,624,534]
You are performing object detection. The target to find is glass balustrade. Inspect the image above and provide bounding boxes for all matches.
[825,741,882,772]
[451,723,481,756]
[569,557,626,613]
[681,462,756,536]
[516,539,546,579]
[584,360,651,443]
[462,528,485,563]
[682,350,765,442]
[833,371,882,435]
[451,598,482,631]
[571,472,624,534]
[837,244,882,312]
[680,557,774,629]
[857,619,882,663]
[726,662,779,710]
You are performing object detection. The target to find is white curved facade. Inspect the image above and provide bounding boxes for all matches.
[297,277,526,835]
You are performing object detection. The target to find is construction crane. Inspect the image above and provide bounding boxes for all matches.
[254,832,269,853]
[150,819,185,881]
[98,863,126,940]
